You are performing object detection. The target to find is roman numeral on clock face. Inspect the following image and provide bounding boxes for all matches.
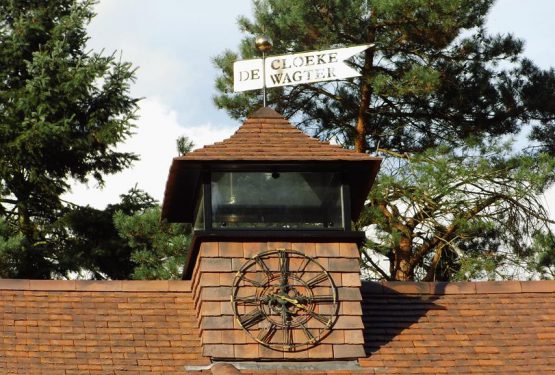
[300,322,316,344]
[234,295,259,304]
[306,272,328,287]
[307,310,332,327]
[239,309,265,329]
[278,250,289,273]
[257,323,277,344]
[297,257,310,276]
[310,295,334,303]
[282,324,293,350]
[254,256,272,278]
[241,276,265,288]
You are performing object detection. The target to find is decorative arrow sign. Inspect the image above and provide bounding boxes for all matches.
[233,44,371,92]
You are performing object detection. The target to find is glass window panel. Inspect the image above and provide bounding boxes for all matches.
[211,172,343,230]
[194,188,204,231]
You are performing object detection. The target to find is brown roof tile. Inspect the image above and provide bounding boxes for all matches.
[5,279,553,373]
[0,280,207,374]
[360,280,555,374]
[176,107,377,162]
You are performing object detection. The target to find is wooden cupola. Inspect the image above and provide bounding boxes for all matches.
[162,107,381,229]
[161,107,381,279]
[161,107,381,361]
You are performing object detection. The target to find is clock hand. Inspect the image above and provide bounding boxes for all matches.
[276,294,332,328]
[275,294,311,311]
[280,301,292,350]
[275,294,297,304]
[278,250,289,294]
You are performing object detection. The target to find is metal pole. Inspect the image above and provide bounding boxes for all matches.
[262,51,267,107]
[255,35,273,107]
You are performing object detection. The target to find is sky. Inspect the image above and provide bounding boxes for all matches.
[65,0,555,223]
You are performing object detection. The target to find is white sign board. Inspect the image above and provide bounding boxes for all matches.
[233,58,264,92]
[233,44,371,92]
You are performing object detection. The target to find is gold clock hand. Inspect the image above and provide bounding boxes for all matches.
[278,295,332,327]
[275,295,310,311]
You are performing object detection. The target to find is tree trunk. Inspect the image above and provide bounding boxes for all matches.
[14,186,47,278]
[18,203,32,240]
[423,247,443,282]
[394,236,413,280]
[354,43,375,153]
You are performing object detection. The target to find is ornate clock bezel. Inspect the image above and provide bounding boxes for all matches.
[231,249,338,352]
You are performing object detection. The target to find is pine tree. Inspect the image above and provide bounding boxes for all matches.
[51,188,158,280]
[214,0,555,280]
[114,206,190,280]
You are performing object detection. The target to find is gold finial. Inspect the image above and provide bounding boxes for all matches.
[255,35,273,107]
[255,35,273,53]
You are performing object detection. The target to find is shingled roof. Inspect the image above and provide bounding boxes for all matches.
[2,279,555,374]
[178,107,376,161]
[161,107,381,223]
[360,281,555,374]
[0,280,207,374]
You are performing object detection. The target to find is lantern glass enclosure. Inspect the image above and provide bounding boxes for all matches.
[206,171,344,230]
[193,191,205,231]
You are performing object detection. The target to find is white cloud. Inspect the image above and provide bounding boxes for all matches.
[64,97,235,208]
[70,0,251,210]
[183,121,236,152]
[122,46,192,101]
[86,0,252,124]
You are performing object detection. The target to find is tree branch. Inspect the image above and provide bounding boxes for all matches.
[409,195,501,269]
[361,248,391,280]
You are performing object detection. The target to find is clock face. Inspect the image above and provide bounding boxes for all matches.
[231,249,338,352]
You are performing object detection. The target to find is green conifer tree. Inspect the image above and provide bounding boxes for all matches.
[214,0,555,280]
[0,0,138,278]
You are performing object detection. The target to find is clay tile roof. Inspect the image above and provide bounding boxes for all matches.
[176,107,377,162]
[359,280,555,374]
[0,280,208,374]
[3,279,555,374]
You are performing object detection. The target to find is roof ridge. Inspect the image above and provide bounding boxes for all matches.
[0,279,192,292]
[362,280,555,295]
[2,279,552,294]
[248,106,284,118]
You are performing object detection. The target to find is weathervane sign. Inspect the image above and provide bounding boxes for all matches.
[234,44,371,92]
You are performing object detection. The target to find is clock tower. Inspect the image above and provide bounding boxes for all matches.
[162,107,381,362]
